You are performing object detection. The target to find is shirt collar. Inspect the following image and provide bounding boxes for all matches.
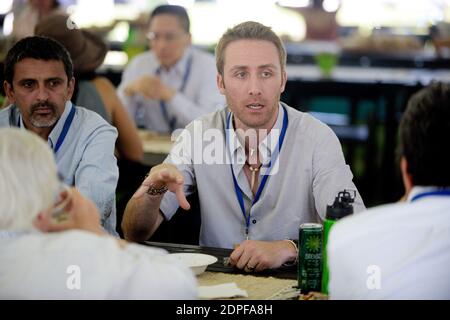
[260,105,284,166]
[227,103,284,166]
[47,101,73,150]
[156,46,192,77]
[17,108,25,128]
[407,185,450,202]
[15,101,72,150]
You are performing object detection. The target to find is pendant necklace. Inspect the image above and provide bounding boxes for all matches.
[247,148,262,193]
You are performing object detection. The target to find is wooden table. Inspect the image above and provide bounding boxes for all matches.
[144,241,300,300]
[138,130,173,166]
[197,271,298,300]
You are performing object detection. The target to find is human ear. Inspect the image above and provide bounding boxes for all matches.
[3,81,15,104]
[400,157,413,195]
[217,73,226,95]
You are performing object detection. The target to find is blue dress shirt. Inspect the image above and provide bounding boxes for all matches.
[0,102,119,236]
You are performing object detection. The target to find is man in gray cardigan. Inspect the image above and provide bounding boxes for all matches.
[122,21,365,271]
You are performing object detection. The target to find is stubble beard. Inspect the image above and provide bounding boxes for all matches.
[228,99,279,131]
[28,101,60,128]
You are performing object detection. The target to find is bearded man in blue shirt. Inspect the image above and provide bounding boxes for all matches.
[0,36,119,236]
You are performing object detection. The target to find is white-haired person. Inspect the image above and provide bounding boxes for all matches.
[0,127,196,299]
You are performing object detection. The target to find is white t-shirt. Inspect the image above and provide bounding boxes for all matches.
[328,186,450,299]
[0,230,197,299]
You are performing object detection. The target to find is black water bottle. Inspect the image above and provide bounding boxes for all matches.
[321,190,355,294]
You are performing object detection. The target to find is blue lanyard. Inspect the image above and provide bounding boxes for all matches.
[157,55,193,131]
[410,189,450,202]
[17,104,76,154]
[54,105,76,154]
[226,106,288,239]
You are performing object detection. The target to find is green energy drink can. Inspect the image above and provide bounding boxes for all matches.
[298,223,323,293]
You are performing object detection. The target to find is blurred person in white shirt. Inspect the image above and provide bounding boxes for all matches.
[117,4,224,133]
[12,0,65,40]
[328,82,450,299]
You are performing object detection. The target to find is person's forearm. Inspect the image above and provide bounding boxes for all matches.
[122,193,164,242]
[95,77,144,162]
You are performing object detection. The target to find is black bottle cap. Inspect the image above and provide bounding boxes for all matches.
[326,190,356,220]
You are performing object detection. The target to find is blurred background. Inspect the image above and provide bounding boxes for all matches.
[1,0,450,208]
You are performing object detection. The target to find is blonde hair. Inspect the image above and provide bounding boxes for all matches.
[215,21,287,77]
[0,128,58,230]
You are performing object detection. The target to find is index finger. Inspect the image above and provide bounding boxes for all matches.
[174,184,190,210]
[132,173,153,198]
[159,169,183,185]
[229,243,245,266]
[46,219,76,233]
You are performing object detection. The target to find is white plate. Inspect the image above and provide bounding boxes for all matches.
[170,253,218,275]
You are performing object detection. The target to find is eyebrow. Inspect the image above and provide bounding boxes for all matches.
[45,77,65,82]
[230,64,278,71]
[17,78,36,84]
[258,64,278,69]
[229,65,247,72]
[17,77,65,84]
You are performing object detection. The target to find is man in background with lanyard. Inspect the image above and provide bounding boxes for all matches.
[328,82,450,299]
[122,21,365,271]
[0,36,119,236]
[118,4,224,133]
